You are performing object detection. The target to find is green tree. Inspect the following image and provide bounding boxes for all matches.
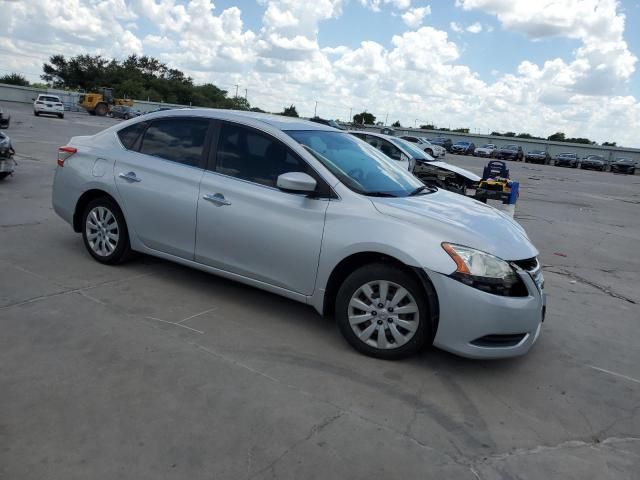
[281,105,299,117]
[40,54,252,111]
[490,131,501,136]
[420,124,435,130]
[453,128,469,133]
[0,73,29,86]
[353,111,376,124]
[548,132,566,142]
[392,120,401,127]
[602,141,617,147]
[517,133,533,139]
[503,131,516,137]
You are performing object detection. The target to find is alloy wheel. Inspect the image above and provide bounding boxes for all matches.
[348,280,420,349]
[85,206,120,257]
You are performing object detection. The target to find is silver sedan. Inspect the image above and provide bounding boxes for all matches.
[52,109,545,359]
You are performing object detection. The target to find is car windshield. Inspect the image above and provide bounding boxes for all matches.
[387,137,434,161]
[481,144,495,148]
[503,145,517,150]
[586,155,603,160]
[455,142,469,146]
[530,151,544,154]
[288,130,426,197]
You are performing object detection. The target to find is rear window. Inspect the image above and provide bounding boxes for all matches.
[39,95,60,102]
[117,122,147,150]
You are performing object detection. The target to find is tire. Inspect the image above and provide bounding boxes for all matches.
[34,111,39,116]
[0,172,9,180]
[426,149,433,156]
[335,263,433,360]
[95,103,109,116]
[81,197,132,265]
[58,114,64,119]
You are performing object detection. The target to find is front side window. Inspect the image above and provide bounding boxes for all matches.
[216,122,310,188]
[288,130,425,197]
[364,135,402,160]
[139,118,209,167]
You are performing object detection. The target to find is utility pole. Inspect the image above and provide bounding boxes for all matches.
[234,84,239,98]
[244,89,247,101]
[349,107,353,123]
[384,113,389,126]
[314,101,318,117]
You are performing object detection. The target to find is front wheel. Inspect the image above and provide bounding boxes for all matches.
[335,263,433,359]
[82,197,132,265]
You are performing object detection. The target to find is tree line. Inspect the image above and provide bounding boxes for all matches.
[0,56,619,145]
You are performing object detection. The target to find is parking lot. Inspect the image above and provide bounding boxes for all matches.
[1,102,639,479]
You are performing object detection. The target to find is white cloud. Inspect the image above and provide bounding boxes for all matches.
[359,0,412,12]
[456,0,637,94]
[401,6,431,28]
[466,22,482,33]
[0,0,639,145]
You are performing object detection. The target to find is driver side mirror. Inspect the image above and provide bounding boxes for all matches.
[277,172,317,194]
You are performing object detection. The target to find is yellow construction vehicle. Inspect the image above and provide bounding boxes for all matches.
[78,87,133,116]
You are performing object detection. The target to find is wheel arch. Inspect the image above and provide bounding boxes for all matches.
[73,189,120,232]
[322,251,439,334]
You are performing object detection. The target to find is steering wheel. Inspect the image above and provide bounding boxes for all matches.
[348,168,364,180]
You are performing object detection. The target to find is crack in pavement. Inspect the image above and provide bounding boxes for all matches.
[472,436,640,466]
[545,268,637,304]
[0,271,157,310]
[247,412,344,479]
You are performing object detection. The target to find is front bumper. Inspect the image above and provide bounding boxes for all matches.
[429,269,545,359]
[611,166,634,173]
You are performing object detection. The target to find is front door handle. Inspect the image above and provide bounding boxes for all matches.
[203,193,231,206]
[119,171,141,182]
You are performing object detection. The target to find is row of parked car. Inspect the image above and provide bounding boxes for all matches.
[417,139,636,175]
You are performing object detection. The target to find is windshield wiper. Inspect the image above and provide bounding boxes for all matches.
[364,191,398,197]
[409,185,436,196]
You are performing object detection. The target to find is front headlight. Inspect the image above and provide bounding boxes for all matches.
[441,243,527,296]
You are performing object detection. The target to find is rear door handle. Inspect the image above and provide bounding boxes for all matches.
[203,193,231,206]
[119,171,141,182]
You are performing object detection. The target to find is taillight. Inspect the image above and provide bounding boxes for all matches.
[57,146,77,167]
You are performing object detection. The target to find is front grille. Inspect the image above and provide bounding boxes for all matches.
[512,257,544,291]
[471,333,527,348]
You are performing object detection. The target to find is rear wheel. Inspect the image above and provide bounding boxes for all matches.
[81,197,132,265]
[0,172,10,180]
[335,263,433,359]
[426,148,433,156]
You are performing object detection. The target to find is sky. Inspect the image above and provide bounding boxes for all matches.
[1,0,640,146]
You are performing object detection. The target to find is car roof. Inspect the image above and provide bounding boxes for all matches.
[140,108,337,132]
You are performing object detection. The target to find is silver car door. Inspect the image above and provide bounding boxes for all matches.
[114,117,211,259]
[195,122,330,295]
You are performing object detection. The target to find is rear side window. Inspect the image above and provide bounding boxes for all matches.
[216,122,310,188]
[139,118,209,167]
[117,122,147,150]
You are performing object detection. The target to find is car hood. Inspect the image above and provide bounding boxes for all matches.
[371,189,537,261]
[430,161,481,182]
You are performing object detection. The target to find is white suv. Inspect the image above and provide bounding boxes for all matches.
[34,94,65,118]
